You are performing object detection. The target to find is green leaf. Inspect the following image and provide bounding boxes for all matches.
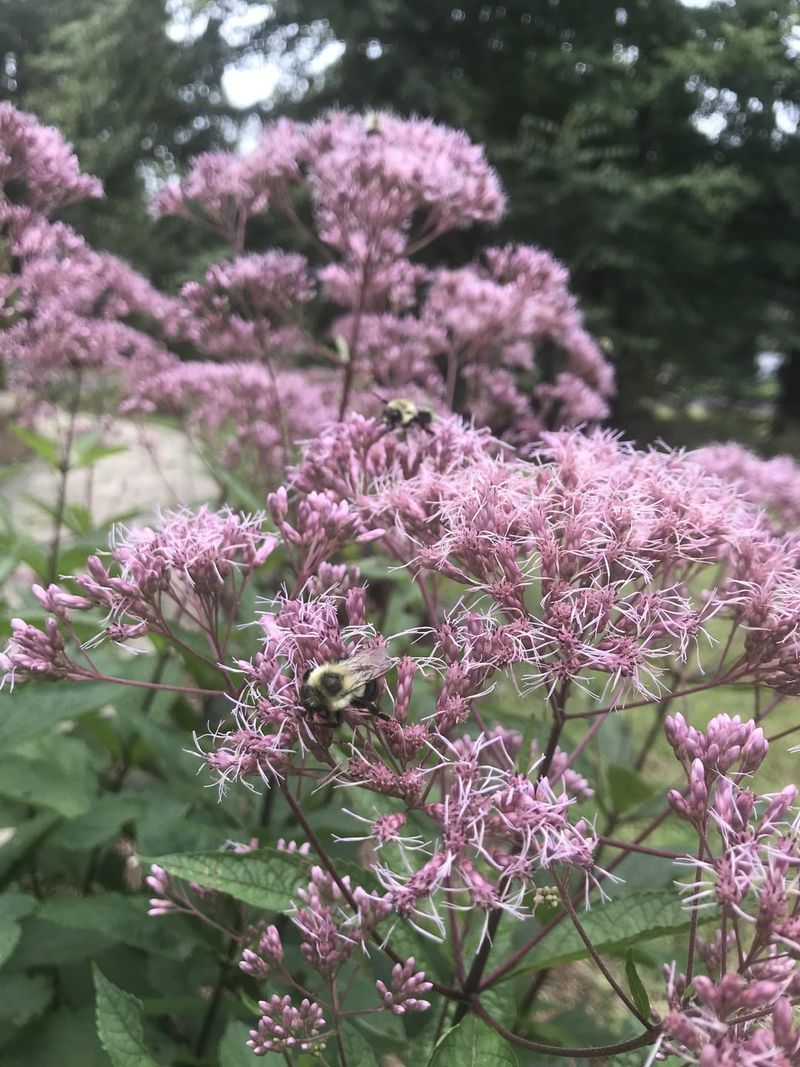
[0,971,52,1027]
[63,501,93,534]
[47,794,147,851]
[38,893,191,959]
[0,679,123,749]
[72,431,128,470]
[428,1015,519,1066]
[219,1020,281,1067]
[341,1025,380,1067]
[93,966,160,1067]
[150,847,306,911]
[11,425,60,466]
[1,1006,110,1067]
[607,765,657,814]
[0,811,61,881]
[0,918,21,971]
[0,891,36,970]
[625,950,652,1019]
[0,752,94,817]
[0,891,37,925]
[513,889,703,975]
[10,917,113,967]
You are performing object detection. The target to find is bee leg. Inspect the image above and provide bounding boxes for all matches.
[350,695,390,723]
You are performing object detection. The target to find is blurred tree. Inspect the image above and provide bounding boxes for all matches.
[0,0,244,282]
[252,0,800,425]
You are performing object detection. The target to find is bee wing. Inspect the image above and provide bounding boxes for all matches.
[340,646,392,696]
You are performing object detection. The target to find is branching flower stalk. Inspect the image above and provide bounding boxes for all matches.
[4,102,800,1065]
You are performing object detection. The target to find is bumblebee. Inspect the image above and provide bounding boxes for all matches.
[299,646,392,724]
[382,397,434,433]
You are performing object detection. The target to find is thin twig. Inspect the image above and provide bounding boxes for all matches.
[597,836,683,860]
[69,670,223,698]
[565,674,747,720]
[470,995,659,1057]
[554,874,650,1026]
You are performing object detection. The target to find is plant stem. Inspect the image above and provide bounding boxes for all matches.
[47,370,83,583]
[555,875,649,1025]
[470,995,659,1057]
[338,264,370,419]
[69,670,223,698]
[330,980,349,1067]
[685,840,706,983]
[194,932,240,1058]
[596,836,683,859]
[539,707,566,780]
[451,906,504,1026]
[565,674,746,720]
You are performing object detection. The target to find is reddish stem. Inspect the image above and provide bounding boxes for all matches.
[470,995,659,1058]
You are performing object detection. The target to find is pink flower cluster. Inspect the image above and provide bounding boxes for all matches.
[376,958,433,1014]
[1,506,276,685]
[368,733,602,937]
[124,360,340,483]
[661,712,800,1065]
[0,217,173,394]
[0,102,102,221]
[239,862,431,1054]
[0,106,174,402]
[148,111,613,449]
[692,441,800,535]
[205,589,384,787]
[154,112,505,262]
[166,251,316,360]
[293,422,800,708]
[248,995,327,1056]
[1,104,613,467]
[663,966,800,1066]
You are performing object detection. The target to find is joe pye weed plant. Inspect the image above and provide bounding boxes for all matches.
[1,102,800,1066]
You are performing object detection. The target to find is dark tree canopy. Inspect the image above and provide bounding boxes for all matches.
[0,0,246,280]
[252,0,800,419]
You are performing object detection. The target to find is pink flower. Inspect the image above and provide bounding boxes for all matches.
[169,252,315,360]
[693,442,800,535]
[0,217,172,398]
[376,957,432,1014]
[662,968,799,1066]
[247,994,327,1056]
[0,102,102,218]
[240,924,285,978]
